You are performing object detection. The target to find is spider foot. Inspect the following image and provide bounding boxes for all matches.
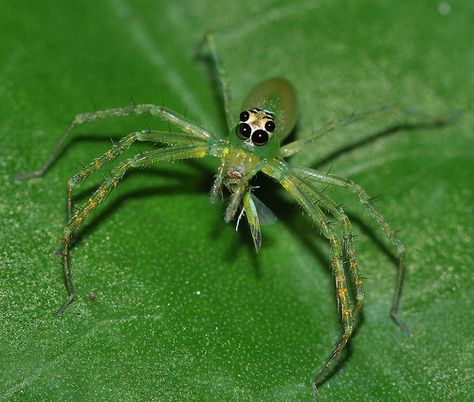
[55,293,75,317]
[311,381,321,402]
[391,310,411,335]
[13,170,43,182]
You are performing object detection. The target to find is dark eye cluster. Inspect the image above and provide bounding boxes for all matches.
[236,110,275,146]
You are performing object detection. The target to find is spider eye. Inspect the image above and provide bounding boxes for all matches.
[236,123,251,140]
[265,120,275,132]
[252,129,269,146]
[239,111,250,122]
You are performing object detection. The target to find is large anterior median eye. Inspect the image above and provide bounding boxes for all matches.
[236,123,251,140]
[252,129,269,146]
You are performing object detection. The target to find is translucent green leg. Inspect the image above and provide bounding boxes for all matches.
[294,173,365,321]
[64,129,207,220]
[205,32,234,130]
[56,144,209,316]
[279,105,456,158]
[262,160,355,398]
[15,103,215,182]
[293,167,410,334]
[332,211,365,320]
[284,176,354,395]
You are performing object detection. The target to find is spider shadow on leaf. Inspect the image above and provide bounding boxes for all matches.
[310,118,451,170]
[73,169,213,244]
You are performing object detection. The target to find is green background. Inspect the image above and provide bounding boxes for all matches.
[1,1,472,401]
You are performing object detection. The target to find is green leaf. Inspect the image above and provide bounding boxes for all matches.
[1,1,472,400]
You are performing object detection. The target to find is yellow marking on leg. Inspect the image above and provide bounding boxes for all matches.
[98,187,106,199]
[338,288,348,298]
[343,308,351,322]
[335,273,345,287]
[281,178,293,192]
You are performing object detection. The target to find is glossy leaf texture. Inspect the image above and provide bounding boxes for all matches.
[1,1,473,400]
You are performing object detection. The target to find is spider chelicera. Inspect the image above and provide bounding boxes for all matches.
[17,33,446,397]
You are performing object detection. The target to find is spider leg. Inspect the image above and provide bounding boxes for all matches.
[56,144,211,316]
[294,172,365,321]
[280,105,455,158]
[204,32,234,131]
[261,160,354,395]
[15,103,216,181]
[64,129,207,219]
[293,167,410,333]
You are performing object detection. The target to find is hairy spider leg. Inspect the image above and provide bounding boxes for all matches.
[64,129,208,219]
[293,172,365,321]
[261,160,355,397]
[205,32,233,131]
[280,105,455,158]
[291,172,368,399]
[56,144,212,316]
[15,104,216,182]
[294,167,410,334]
[282,173,354,398]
